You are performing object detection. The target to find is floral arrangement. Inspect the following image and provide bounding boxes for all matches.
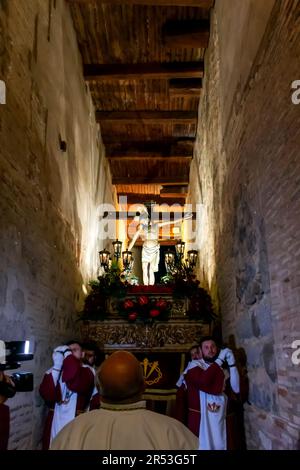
[160,270,216,323]
[80,261,127,321]
[118,296,171,323]
[80,261,215,324]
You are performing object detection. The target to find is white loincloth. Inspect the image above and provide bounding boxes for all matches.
[142,243,160,272]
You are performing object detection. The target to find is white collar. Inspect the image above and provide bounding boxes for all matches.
[100,400,147,411]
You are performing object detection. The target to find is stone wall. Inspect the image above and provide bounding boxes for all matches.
[189,0,300,449]
[0,0,114,449]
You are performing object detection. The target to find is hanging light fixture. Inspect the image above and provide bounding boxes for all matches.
[187,249,198,268]
[112,239,122,261]
[175,240,185,261]
[122,250,133,271]
[99,249,110,270]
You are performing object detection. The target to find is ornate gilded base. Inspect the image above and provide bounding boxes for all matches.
[80,319,210,353]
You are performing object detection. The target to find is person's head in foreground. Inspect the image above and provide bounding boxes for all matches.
[97,350,145,403]
[50,350,198,450]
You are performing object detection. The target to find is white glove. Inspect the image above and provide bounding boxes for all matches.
[52,345,72,369]
[224,348,236,367]
[215,348,227,367]
[52,350,64,370]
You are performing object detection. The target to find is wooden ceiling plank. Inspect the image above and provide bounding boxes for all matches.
[160,193,188,198]
[162,20,210,48]
[117,193,186,206]
[68,1,214,8]
[104,138,195,146]
[112,176,189,185]
[160,185,189,197]
[84,62,204,80]
[169,78,202,96]
[108,154,192,161]
[96,110,198,124]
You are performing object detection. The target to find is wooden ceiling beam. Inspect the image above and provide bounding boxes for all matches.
[84,62,204,81]
[169,78,202,96]
[68,1,214,8]
[106,142,193,160]
[104,138,195,147]
[108,153,192,161]
[112,176,189,185]
[106,141,194,154]
[160,186,189,197]
[96,110,198,124]
[162,20,210,48]
[117,193,186,206]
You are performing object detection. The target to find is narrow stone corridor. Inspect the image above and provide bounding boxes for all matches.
[0,0,299,451]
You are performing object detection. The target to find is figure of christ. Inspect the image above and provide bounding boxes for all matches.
[128,207,191,286]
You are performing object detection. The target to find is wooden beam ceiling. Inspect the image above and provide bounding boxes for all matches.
[68,1,214,7]
[107,153,192,161]
[68,1,213,205]
[160,186,189,197]
[84,62,204,81]
[96,110,198,124]
[162,20,210,48]
[106,141,193,160]
[112,176,189,185]
[103,138,195,146]
[117,193,186,206]
[169,78,202,96]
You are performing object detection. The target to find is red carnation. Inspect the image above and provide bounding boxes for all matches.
[128,312,137,321]
[150,309,160,318]
[156,298,167,309]
[138,295,148,306]
[124,299,134,309]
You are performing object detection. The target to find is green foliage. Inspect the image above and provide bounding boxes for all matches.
[160,267,216,323]
[81,264,127,320]
[81,262,215,324]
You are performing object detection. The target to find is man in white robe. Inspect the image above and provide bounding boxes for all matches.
[175,338,240,450]
[51,351,198,450]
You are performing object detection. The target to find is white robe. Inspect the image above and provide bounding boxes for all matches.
[176,359,228,450]
[50,364,95,444]
[50,400,198,450]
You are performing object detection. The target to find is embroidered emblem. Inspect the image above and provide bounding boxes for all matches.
[207,402,221,413]
[141,358,162,386]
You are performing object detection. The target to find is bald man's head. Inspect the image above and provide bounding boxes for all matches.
[97,351,145,404]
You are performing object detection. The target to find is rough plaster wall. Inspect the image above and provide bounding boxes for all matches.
[0,0,114,449]
[190,0,300,449]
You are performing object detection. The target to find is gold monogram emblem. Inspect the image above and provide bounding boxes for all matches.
[140,358,162,386]
[207,402,221,413]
